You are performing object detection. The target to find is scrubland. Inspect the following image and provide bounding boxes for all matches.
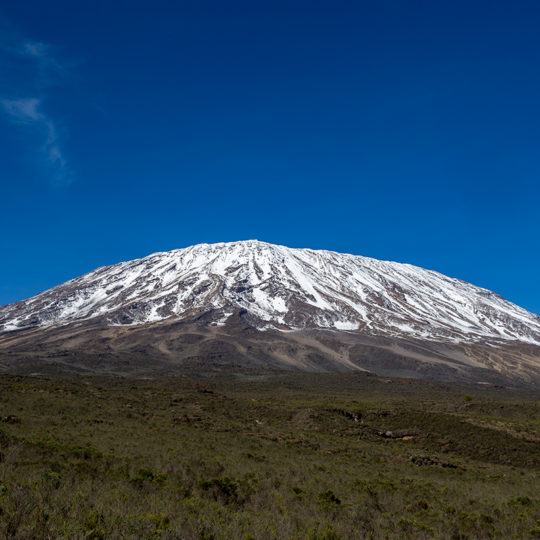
[0,371,539,538]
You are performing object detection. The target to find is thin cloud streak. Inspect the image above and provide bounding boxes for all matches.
[0,16,73,186]
[21,40,66,84]
[2,97,43,122]
[2,97,72,185]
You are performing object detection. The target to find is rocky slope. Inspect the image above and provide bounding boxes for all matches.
[1,241,539,384]
[2,240,540,343]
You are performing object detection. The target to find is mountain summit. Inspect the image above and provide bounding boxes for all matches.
[2,240,539,343]
[1,241,539,384]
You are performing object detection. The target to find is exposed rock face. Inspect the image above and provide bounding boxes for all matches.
[2,240,540,343]
[0,240,539,384]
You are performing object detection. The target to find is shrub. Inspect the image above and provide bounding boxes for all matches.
[200,477,239,504]
[318,489,341,506]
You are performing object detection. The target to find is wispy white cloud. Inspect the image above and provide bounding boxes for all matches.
[2,97,43,122]
[23,41,48,58]
[0,17,73,186]
[2,97,70,185]
[21,40,66,84]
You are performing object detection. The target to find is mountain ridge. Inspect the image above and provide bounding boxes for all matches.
[1,240,539,343]
[1,240,539,385]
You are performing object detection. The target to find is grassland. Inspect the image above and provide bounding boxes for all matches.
[0,371,539,538]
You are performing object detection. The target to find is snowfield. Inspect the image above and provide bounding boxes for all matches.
[1,240,540,345]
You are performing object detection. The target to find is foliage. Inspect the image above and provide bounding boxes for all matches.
[0,372,538,538]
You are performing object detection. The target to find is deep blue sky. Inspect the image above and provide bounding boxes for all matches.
[1,1,539,314]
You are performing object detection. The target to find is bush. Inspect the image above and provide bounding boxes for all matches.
[318,489,341,506]
[200,476,240,504]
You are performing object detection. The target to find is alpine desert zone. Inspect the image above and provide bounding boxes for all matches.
[1,240,539,385]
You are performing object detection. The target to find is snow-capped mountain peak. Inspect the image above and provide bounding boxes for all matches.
[1,240,540,345]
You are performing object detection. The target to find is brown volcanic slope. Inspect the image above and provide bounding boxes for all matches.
[0,241,539,385]
[0,317,540,386]
[1,312,539,387]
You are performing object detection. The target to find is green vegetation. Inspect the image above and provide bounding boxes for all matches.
[0,372,538,538]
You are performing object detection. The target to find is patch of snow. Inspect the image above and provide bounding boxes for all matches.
[1,240,539,346]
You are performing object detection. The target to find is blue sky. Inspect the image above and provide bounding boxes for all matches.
[1,1,539,314]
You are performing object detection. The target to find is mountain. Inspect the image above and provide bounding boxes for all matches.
[1,240,539,385]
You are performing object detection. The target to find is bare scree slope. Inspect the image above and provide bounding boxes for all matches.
[1,240,539,384]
